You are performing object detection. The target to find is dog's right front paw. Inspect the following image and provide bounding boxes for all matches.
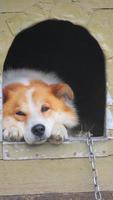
[3,126,24,142]
[3,117,25,142]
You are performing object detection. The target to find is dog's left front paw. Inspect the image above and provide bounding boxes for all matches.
[48,124,68,144]
[48,134,64,144]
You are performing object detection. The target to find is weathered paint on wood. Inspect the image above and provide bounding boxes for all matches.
[0,2,113,198]
[0,0,113,162]
[0,156,113,196]
[0,192,113,200]
[3,139,113,160]
[0,143,2,159]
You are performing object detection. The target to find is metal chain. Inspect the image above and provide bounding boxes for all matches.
[87,132,103,200]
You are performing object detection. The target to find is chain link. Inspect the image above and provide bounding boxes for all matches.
[87,132,103,200]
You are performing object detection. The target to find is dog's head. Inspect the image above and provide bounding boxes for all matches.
[3,80,79,143]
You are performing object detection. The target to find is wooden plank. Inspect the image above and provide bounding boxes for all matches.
[0,192,113,200]
[0,156,113,195]
[3,139,113,160]
[0,74,2,143]
[0,142,2,159]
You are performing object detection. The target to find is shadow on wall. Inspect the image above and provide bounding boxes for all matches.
[3,19,106,136]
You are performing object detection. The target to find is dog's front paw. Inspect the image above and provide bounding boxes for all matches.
[3,126,24,142]
[48,123,68,145]
[3,117,25,142]
[48,134,64,144]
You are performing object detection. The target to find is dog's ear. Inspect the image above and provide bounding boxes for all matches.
[50,83,74,100]
[3,83,24,103]
[3,86,11,103]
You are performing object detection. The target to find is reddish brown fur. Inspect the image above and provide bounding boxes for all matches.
[3,80,76,123]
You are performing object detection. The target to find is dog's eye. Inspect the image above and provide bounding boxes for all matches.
[16,111,26,116]
[41,106,50,112]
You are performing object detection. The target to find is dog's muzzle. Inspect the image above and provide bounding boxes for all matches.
[23,122,48,144]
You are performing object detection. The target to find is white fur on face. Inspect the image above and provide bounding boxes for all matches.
[24,88,54,144]
[23,88,78,144]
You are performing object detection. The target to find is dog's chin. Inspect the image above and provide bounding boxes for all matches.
[24,132,47,145]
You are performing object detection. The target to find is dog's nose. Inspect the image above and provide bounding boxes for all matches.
[31,124,45,137]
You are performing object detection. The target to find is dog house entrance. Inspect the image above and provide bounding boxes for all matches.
[3,19,106,136]
[1,19,111,160]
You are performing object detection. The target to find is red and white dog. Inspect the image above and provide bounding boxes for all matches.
[3,69,79,144]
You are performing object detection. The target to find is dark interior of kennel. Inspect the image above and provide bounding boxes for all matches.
[3,19,106,136]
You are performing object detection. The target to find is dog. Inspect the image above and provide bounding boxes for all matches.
[3,69,79,144]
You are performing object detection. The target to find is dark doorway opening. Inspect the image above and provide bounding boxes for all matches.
[3,19,106,136]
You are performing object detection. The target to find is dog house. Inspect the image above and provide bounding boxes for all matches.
[0,1,113,199]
